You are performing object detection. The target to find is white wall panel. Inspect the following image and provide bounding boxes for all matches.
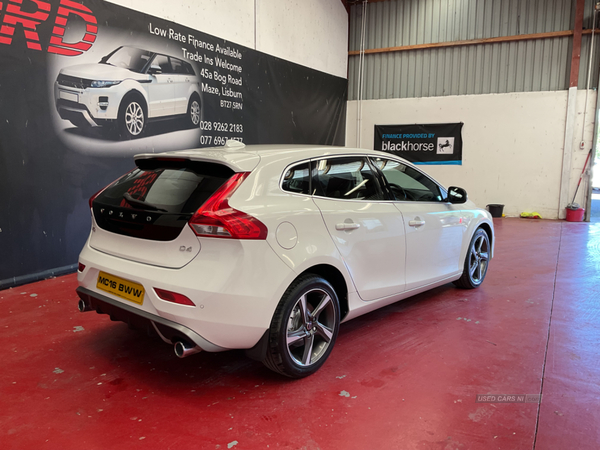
[256,0,348,78]
[106,0,256,49]
[106,0,348,78]
[346,90,595,219]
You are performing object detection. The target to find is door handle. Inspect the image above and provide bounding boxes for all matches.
[408,218,425,227]
[336,222,361,231]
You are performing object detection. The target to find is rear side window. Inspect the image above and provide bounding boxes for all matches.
[93,160,234,241]
[282,162,311,195]
[171,58,195,75]
[315,157,384,201]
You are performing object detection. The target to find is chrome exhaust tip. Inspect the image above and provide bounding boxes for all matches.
[78,298,92,312]
[174,341,202,358]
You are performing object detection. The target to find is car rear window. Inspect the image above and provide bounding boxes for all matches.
[92,160,234,241]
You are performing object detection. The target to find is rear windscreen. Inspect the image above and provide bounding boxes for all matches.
[92,160,234,241]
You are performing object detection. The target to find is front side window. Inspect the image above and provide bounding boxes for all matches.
[315,157,384,201]
[152,55,173,74]
[102,47,153,73]
[372,157,444,202]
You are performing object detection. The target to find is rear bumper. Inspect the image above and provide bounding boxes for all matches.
[77,235,297,350]
[76,286,226,352]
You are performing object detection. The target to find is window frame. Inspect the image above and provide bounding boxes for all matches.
[279,154,449,203]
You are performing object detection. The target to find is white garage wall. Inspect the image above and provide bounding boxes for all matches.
[255,0,348,79]
[346,91,595,220]
[105,0,348,78]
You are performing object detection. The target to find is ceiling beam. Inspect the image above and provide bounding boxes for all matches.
[348,29,600,56]
[343,0,389,12]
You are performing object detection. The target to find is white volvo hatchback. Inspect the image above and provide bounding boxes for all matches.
[77,141,494,377]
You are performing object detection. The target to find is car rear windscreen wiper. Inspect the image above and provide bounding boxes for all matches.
[122,192,168,212]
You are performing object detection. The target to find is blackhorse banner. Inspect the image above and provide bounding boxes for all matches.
[374,123,463,165]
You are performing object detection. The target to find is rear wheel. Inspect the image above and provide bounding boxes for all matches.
[263,275,340,378]
[187,94,201,128]
[454,228,490,289]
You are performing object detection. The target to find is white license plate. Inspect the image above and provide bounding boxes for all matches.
[59,91,78,102]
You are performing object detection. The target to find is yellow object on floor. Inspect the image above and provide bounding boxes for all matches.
[520,212,542,219]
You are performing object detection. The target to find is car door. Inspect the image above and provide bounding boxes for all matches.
[312,156,406,301]
[170,57,194,114]
[146,54,175,118]
[371,157,465,291]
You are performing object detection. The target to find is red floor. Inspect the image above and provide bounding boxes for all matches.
[1,218,598,449]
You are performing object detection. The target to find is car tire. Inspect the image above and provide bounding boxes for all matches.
[453,227,490,289]
[118,94,146,139]
[187,94,201,128]
[263,275,340,378]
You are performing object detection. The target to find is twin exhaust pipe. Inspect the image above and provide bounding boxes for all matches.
[78,298,93,312]
[77,299,201,358]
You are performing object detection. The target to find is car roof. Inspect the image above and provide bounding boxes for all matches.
[135,143,409,172]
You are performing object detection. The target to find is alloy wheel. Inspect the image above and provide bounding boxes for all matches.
[286,288,335,367]
[468,232,490,285]
[125,102,144,136]
[190,100,201,126]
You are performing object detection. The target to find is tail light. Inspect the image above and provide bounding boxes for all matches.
[188,172,268,240]
[154,288,195,306]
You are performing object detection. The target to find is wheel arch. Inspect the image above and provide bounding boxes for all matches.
[478,221,494,255]
[297,264,349,321]
[187,91,202,117]
[119,89,148,115]
[245,262,349,365]
[187,85,202,104]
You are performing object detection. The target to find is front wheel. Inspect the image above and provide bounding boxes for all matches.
[263,275,340,378]
[454,228,490,289]
[118,96,146,139]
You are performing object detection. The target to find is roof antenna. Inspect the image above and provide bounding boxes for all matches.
[223,139,246,150]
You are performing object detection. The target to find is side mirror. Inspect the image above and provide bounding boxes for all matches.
[148,65,162,75]
[447,186,467,204]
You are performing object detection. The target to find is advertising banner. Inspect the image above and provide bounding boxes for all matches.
[0,0,347,287]
[374,123,463,165]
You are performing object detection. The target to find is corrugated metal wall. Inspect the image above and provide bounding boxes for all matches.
[348,0,600,100]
